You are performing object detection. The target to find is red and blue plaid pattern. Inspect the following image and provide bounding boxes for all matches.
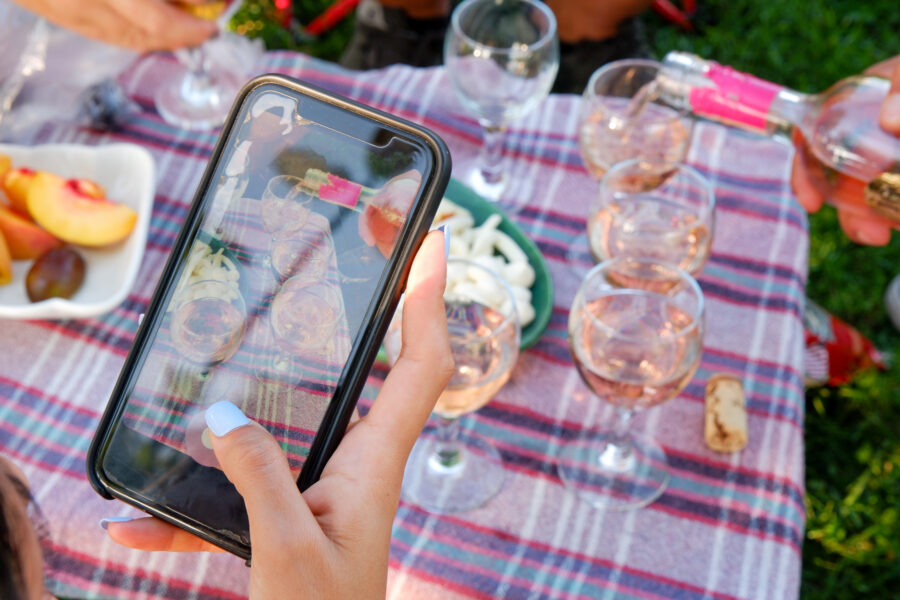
[0,49,806,599]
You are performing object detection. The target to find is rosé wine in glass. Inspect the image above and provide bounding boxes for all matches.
[560,257,704,510]
[383,258,521,513]
[170,280,246,368]
[433,301,518,419]
[567,59,695,276]
[588,158,715,278]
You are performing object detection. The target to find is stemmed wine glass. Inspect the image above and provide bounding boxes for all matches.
[170,279,247,379]
[384,258,521,513]
[588,158,715,276]
[560,257,704,510]
[568,59,695,272]
[444,0,559,205]
[254,174,313,288]
[154,0,244,131]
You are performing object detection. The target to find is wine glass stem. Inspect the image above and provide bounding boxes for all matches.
[598,407,636,473]
[179,46,216,104]
[479,123,507,184]
[430,415,463,471]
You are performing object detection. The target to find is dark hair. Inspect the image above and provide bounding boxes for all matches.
[0,459,43,600]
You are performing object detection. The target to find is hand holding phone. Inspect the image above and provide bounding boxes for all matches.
[105,231,453,599]
[88,75,451,558]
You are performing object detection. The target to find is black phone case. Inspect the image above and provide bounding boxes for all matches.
[86,73,450,559]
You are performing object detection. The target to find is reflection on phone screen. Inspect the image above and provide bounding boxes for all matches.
[100,84,432,547]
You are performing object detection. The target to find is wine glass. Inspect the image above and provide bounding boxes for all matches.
[559,257,704,510]
[260,174,312,234]
[268,276,345,372]
[384,258,521,513]
[444,0,559,205]
[269,228,335,282]
[588,158,715,277]
[154,0,244,131]
[568,59,695,273]
[254,174,313,287]
[170,279,247,378]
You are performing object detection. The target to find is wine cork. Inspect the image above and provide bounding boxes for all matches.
[704,374,748,453]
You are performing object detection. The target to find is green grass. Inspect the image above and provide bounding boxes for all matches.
[267,1,900,596]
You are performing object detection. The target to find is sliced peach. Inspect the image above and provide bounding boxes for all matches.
[27,172,137,247]
[0,228,12,286]
[2,167,37,214]
[72,178,106,199]
[0,204,62,260]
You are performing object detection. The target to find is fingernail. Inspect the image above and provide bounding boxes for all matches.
[441,225,450,259]
[879,94,900,131]
[205,401,250,437]
[100,516,134,530]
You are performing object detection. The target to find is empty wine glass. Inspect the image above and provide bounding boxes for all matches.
[444,0,559,205]
[154,0,244,131]
[588,158,715,277]
[170,279,247,378]
[560,257,704,510]
[384,258,521,513]
[568,59,695,272]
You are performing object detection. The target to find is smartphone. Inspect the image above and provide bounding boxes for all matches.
[87,74,451,559]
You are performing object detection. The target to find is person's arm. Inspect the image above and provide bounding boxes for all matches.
[11,0,217,52]
[105,230,454,598]
[791,55,900,245]
[546,0,653,43]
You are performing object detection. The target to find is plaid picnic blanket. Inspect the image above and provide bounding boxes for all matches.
[0,48,807,600]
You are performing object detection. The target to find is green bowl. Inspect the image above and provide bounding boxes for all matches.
[442,179,553,350]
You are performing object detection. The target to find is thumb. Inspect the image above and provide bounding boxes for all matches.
[204,402,315,533]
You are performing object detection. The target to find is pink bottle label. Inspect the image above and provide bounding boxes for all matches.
[318,173,362,208]
[689,88,770,130]
[689,63,783,130]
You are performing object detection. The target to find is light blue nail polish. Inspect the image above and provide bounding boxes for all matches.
[100,516,133,530]
[441,225,450,259]
[205,400,250,437]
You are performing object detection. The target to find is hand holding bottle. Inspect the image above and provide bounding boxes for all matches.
[659,51,900,247]
[12,0,217,52]
[792,55,900,245]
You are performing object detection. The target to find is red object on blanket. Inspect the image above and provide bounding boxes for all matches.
[803,298,886,386]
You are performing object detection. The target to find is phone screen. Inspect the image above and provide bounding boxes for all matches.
[93,80,440,551]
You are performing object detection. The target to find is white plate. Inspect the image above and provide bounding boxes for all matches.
[0,142,155,320]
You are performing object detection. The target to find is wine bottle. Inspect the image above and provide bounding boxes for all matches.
[656,51,900,224]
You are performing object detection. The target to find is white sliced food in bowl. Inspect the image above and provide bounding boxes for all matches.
[433,198,537,327]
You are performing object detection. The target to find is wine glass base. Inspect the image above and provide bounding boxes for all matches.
[401,430,506,514]
[154,73,241,131]
[557,429,670,510]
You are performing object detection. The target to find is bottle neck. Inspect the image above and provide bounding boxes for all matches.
[658,51,815,139]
